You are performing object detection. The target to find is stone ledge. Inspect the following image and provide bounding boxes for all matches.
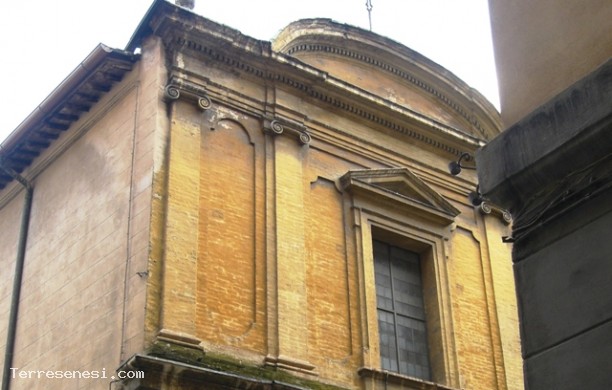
[358,367,459,390]
[126,342,347,390]
[118,354,310,390]
[476,59,612,230]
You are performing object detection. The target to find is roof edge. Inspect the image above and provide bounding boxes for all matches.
[0,44,137,190]
[125,0,170,52]
[0,44,136,154]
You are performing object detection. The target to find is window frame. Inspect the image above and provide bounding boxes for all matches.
[340,168,460,388]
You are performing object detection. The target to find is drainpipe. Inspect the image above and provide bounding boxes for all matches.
[0,163,33,390]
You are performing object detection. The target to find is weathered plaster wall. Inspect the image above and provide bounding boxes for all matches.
[0,43,160,387]
[0,192,24,376]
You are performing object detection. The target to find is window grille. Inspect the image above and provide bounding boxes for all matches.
[374,240,431,380]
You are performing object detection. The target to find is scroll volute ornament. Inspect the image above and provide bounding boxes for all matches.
[265,118,311,145]
[164,83,212,112]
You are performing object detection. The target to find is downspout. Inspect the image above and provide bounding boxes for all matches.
[0,163,33,390]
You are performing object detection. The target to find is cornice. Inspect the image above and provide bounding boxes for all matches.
[162,72,483,209]
[164,70,489,223]
[157,25,485,159]
[163,76,312,147]
[121,1,489,159]
[272,19,501,138]
[283,42,490,140]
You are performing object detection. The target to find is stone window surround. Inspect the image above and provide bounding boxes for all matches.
[340,168,460,389]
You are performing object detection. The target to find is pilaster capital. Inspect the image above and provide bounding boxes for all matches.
[478,201,512,225]
[263,117,311,145]
[164,77,213,111]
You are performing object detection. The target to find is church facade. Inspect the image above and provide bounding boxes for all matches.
[0,1,521,389]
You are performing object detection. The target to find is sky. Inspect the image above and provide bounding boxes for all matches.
[0,0,499,145]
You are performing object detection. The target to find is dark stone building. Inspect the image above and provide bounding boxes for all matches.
[479,1,612,388]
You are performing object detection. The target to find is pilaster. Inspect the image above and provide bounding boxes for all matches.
[156,83,207,349]
[264,120,315,374]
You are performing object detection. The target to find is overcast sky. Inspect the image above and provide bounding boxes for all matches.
[0,0,498,144]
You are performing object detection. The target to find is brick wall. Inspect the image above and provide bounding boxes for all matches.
[156,82,522,388]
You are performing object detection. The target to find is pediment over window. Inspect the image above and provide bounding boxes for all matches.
[339,168,460,225]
